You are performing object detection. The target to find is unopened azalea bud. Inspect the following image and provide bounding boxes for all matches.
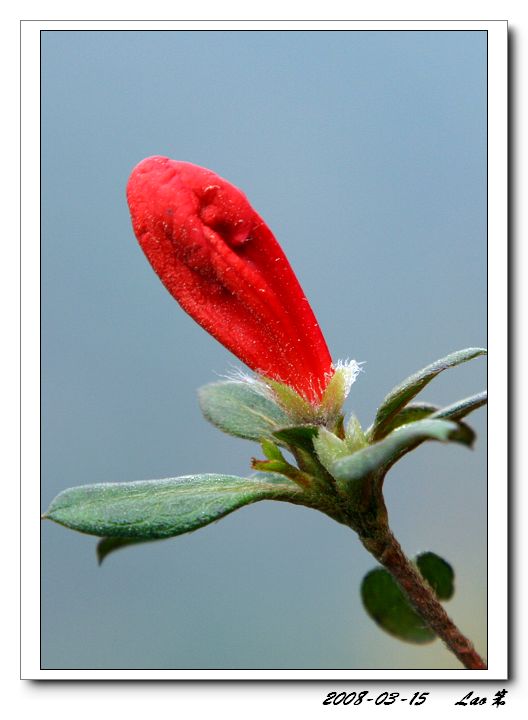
[127,156,335,404]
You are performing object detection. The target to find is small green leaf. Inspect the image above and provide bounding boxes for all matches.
[333,419,470,497]
[313,427,350,473]
[361,551,455,644]
[273,425,319,453]
[416,552,454,601]
[344,415,368,453]
[96,536,159,564]
[447,420,475,447]
[198,380,291,442]
[44,473,303,540]
[369,348,487,441]
[361,568,436,643]
[260,439,285,461]
[379,402,439,435]
[251,458,290,474]
[378,392,486,438]
[431,391,487,422]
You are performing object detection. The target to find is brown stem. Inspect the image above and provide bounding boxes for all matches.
[362,529,486,670]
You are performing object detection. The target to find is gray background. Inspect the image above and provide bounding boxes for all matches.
[41,30,487,669]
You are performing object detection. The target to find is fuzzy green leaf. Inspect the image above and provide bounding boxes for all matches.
[333,419,471,496]
[380,391,487,437]
[198,380,291,441]
[369,348,487,441]
[431,391,487,422]
[44,473,303,540]
[313,427,350,473]
[260,439,285,461]
[378,402,439,435]
[272,425,319,453]
[361,552,454,644]
[344,415,368,453]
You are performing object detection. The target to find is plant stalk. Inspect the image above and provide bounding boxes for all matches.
[361,528,486,670]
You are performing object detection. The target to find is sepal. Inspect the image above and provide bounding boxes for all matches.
[265,361,360,426]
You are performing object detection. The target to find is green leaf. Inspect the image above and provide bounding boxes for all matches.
[273,425,336,485]
[313,427,350,473]
[416,552,454,601]
[344,415,368,453]
[44,473,303,540]
[260,439,285,461]
[96,536,159,564]
[431,391,487,422]
[251,458,291,474]
[272,425,319,453]
[198,380,291,442]
[369,348,487,441]
[361,551,455,644]
[333,419,470,497]
[361,568,436,643]
[378,402,439,435]
[379,392,486,438]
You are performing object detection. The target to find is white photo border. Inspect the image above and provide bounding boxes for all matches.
[21,18,508,681]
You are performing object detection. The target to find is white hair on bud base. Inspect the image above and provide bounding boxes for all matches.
[334,358,363,398]
[219,365,256,383]
[219,366,272,396]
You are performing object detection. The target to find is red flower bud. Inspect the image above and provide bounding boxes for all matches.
[126,156,333,404]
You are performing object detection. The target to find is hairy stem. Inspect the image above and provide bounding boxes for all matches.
[361,528,486,670]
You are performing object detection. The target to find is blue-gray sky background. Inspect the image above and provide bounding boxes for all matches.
[41,30,487,670]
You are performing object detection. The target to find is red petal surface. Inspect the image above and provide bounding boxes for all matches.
[127,156,333,403]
